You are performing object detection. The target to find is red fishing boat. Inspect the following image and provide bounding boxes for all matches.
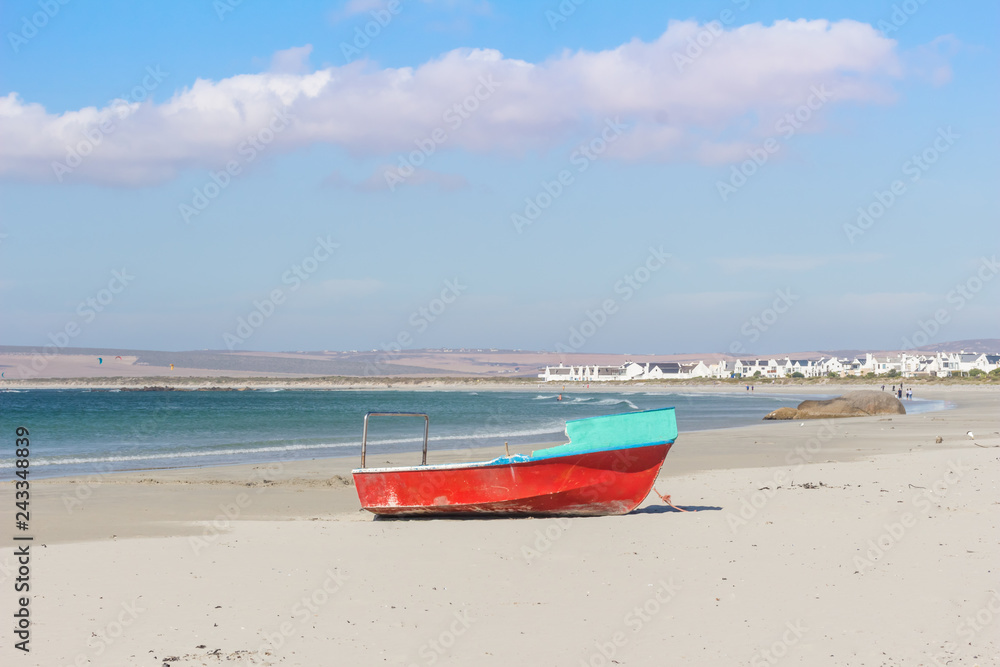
[352,407,677,516]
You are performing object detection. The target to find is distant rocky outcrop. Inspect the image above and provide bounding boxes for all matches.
[764,390,905,420]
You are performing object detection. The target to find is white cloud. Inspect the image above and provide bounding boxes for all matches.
[269,45,314,75]
[0,19,920,187]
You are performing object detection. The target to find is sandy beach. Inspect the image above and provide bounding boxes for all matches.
[1,385,998,666]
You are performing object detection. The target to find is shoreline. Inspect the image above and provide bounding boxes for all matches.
[3,373,1000,392]
[9,386,956,483]
[20,385,995,533]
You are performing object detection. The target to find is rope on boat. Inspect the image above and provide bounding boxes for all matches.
[654,488,690,512]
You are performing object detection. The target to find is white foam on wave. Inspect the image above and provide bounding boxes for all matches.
[0,441,357,468]
[0,424,571,469]
[590,398,640,409]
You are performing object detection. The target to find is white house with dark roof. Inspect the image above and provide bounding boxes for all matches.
[537,364,628,382]
[538,349,999,381]
[782,358,820,377]
[818,357,849,376]
[733,359,779,377]
[976,354,1000,373]
[642,361,710,379]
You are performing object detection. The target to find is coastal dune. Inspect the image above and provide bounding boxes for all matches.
[1,386,997,666]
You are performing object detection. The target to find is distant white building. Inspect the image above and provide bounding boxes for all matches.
[733,359,779,378]
[538,349,999,381]
[622,362,647,380]
[708,359,730,378]
[818,357,849,376]
[974,354,1000,373]
[782,358,820,377]
[538,365,573,381]
[643,361,710,379]
[538,364,625,382]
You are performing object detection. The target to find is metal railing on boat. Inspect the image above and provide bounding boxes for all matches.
[360,412,430,469]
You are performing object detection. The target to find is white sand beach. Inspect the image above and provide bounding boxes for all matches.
[1,386,998,666]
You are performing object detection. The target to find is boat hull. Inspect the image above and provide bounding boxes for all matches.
[353,442,671,516]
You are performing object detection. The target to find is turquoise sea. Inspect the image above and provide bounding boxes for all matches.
[0,389,947,479]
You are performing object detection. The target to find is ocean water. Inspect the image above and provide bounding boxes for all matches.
[0,389,947,479]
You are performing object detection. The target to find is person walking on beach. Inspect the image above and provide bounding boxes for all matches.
[881,384,885,391]
[898,387,903,399]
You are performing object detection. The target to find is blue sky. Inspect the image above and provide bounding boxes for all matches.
[0,0,997,356]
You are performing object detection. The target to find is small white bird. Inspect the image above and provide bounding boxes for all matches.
[967,431,975,439]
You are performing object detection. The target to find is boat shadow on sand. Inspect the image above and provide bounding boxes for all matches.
[629,504,722,514]
[370,504,723,520]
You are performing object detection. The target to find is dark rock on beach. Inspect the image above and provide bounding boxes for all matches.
[764,390,905,420]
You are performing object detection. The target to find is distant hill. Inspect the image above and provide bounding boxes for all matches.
[0,346,452,377]
[2,339,998,379]
[912,339,1000,354]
